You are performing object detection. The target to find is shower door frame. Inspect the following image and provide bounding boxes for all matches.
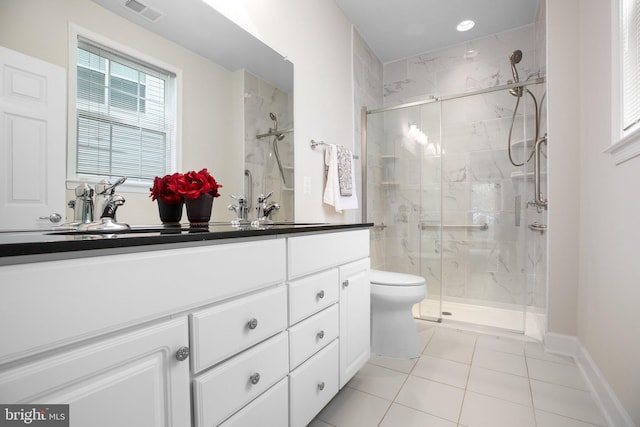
[361,77,546,330]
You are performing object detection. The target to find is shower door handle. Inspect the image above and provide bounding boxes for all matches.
[534,135,548,209]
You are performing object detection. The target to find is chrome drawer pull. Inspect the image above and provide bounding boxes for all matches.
[317,330,325,339]
[175,346,190,362]
[342,279,349,288]
[318,382,325,391]
[317,290,325,299]
[247,318,258,330]
[250,373,261,385]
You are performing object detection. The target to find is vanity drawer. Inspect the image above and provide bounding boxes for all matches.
[288,229,370,279]
[289,339,339,427]
[289,304,339,370]
[289,269,338,325]
[219,377,288,427]
[193,332,289,427]
[190,285,287,373]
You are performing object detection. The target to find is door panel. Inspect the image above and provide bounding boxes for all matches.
[0,47,66,229]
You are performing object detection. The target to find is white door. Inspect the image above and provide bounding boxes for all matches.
[0,46,66,230]
[338,258,371,388]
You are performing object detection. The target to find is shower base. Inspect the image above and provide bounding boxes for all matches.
[414,300,545,340]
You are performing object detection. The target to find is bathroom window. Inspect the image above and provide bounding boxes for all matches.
[610,0,640,163]
[70,35,178,188]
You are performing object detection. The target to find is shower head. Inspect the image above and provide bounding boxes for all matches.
[509,50,524,97]
[510,50,523,65]
[269,112,277,121]
[276,133,285,141]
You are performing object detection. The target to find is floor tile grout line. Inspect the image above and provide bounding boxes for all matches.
[375,367,413,427]
[388,401,463,426]
[534,408,606,427]
[524,352,540,427]
[456,335,477,426]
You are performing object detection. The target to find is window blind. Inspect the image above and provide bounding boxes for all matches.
[76,38,175,181]
[623,0,640,132]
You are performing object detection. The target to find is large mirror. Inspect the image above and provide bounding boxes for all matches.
[93,0,295,222]
[0,0,293,228]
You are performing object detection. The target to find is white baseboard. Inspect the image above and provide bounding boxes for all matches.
[544,332,636,427]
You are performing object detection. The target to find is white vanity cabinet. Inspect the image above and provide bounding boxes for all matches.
[0,317,191,427]
[0,227,370,427]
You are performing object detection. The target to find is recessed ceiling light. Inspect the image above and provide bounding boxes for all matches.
[457,20,475,32]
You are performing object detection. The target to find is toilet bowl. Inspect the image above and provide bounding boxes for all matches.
[370,269,427,359]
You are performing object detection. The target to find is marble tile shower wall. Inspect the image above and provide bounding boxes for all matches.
[353,29,384,269]
[243,71,294,222]
[378,24,548,309]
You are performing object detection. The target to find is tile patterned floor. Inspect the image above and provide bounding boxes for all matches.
[310,321,608,427]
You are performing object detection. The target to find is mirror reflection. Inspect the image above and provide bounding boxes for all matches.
[0,0,293,229]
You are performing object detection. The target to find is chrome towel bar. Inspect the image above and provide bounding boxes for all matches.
[420,222,488,231]
[310,140,359,159]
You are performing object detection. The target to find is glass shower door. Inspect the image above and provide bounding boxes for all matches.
[365,102,443,322]
[436,90,529,332]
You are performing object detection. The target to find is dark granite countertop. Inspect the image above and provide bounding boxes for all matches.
[0,222,372,260]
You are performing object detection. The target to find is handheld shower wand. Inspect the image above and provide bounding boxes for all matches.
[509,49,523,97]
[507,49,544,167]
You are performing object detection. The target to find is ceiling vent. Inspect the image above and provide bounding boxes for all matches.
[123,0,164,23]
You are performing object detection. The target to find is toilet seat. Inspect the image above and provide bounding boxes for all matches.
[370,269,424,287]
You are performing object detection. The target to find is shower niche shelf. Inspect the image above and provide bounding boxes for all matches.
[510,138,536,149]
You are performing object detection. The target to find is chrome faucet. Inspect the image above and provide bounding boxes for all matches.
[76,176,130,232]
[100,193,126,220]
[96,177,127,222]
[227,194,250,225]
[69,183,94,224]
[254,192,280,223]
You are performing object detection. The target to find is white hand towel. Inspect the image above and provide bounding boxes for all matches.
[323,144,358,212]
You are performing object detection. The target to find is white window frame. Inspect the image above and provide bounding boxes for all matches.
[67,24,182,192]
[608,0,640,164]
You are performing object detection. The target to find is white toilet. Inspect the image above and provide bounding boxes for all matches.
[370,269,427,359]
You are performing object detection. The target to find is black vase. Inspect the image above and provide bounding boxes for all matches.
[157,199,183,224]
[185,193,214,226]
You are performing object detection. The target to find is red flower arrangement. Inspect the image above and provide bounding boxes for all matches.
[177,168,222,200]
[150,168,222,203]
[150,172,183,204]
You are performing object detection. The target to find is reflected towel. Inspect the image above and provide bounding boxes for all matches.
[324,144,358,212]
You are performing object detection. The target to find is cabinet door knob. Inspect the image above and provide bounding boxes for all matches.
[317,381,325,391]
[342,279,350,288]
[317,330,325,339]
[175,346,190,362]
[250,373,261,385]
[247,318,258,330]
[317,290,325,299]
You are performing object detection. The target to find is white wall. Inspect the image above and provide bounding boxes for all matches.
[546,0,581,336]
[0,0,243,225]
[548,0,640,424]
